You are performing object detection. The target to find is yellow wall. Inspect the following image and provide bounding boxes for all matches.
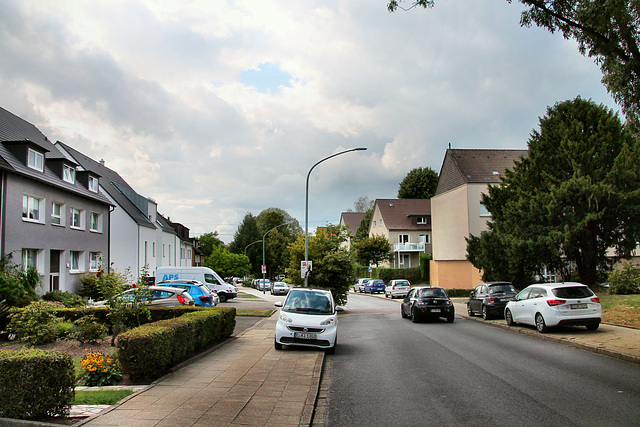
[430,259,483,289]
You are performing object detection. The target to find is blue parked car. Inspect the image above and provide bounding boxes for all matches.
[365,279,386,294]
[157,280,218,307]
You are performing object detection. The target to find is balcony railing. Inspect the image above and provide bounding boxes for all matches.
[394,243,426,252]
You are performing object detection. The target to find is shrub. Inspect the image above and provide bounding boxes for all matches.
[8,301,61,345]
[54,321,75,340]
[608,265,640,295]
[78,268,129,301]
[0,349,74,419]
[43,290,86,308]
[80,352,122,386]
[0,254,38,307]
[74,315,108,343]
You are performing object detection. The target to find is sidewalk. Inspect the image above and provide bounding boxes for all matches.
[78,313,323,427]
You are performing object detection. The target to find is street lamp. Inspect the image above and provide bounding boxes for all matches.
[244,240,262,256]
[262,221,294,294]
[305,147,367,287]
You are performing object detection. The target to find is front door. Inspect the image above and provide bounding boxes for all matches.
[49,250,61,292]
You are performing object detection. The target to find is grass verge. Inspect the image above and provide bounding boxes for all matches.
[72,389,133,405]
[599,293,640,328]
[235,292,263,300]
[236,309,275,317]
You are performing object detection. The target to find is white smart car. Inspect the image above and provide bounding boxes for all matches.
[504,282,601,332]
[274,288,343,354]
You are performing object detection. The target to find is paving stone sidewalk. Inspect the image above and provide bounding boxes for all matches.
[78,315,323,427]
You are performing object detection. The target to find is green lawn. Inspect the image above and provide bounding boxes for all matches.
[598,293,640,328]
[73,389,133,405]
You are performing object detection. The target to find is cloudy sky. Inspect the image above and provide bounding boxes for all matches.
[0,0,620,242]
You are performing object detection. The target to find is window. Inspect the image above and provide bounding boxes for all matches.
[480,202,491,217]
[70,251,82,272]
[63,165,75,183]
[419,234,430,245]
[22,249,38,270]
[88,176,99,193]
[51,202,63,226]
[398,234,409,244]
[70,208,84,229]
[400,254,411,267]
[417,217,427,224]
[27,148,44,172]
[89,252,100,271]
[153,242,156,257]
[90,212,101,232]
[22,195,43,222]
[372,220,377,227]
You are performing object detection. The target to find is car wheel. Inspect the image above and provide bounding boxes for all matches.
[274,340,283,351]
[505,309,515,326]
[447,313,455,323]
[535,313,549,333]
[482,305,491,320]
[218,293,228,303]
[411,307,419,323]
[586,323,599,331]
[467,304,474,317]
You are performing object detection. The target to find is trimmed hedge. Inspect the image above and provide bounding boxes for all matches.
[117,307,235,381]
[445,289,473,298]
[0,349,74,419]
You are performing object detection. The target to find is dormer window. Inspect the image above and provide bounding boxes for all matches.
[63,164,76,183]
[417,217,427,225]
[27,148,44,172]
[88,176,99,193]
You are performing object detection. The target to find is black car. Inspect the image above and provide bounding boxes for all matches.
[401,286,455,323]
[467,282,517,320]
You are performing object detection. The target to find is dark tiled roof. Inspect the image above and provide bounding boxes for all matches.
[375,199,431,230]
[435,149,528,195]
[0,107,112,205]
[56,141,156,229]
[340,212,365,236]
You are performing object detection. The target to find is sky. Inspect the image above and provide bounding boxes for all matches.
[0,0,620,243]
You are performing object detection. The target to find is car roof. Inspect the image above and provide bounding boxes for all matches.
[148,285,190,293]
[158,280,205,286]
[288,287,331,294]
[527,282,588,289]
[412,286,445,290]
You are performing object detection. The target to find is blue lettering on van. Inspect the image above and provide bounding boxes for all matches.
[162,274,179,281]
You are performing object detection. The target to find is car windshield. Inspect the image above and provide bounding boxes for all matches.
[418,288,447,298]
[489,284,516,293]
[283,290,333,314]
[552,286,594,299]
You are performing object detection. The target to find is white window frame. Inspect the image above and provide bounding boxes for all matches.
[88,176,99,193]
[70,251,83,272]
[89,252,100,271]
[51,202,64,226]
[27,148,44,172]
[398,234,410,244]
[480,201,491,217]
[90,212,102,232]
[22,249,38,271]
[419,234,430,245]
[22,195,44,223]
[70,207,84,229]
[417,217,427,225]
[63,164,76,183]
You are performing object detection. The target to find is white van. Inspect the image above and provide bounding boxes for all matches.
[155,266,238,303]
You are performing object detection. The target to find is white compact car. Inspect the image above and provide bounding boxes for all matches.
[274,288,342,354]
[385,279,411,298]
[504,282,601,333]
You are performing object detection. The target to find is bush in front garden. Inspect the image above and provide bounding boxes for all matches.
[0,349,74,419]
[8,301,61,345]
[608,265,640,295]
[42,290,87,308]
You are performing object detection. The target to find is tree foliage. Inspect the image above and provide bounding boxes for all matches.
[347,196,375,213]
[388,0,640,125]
[397,167,439,199]
[204,246,251,278]
[354,208,374,241]
[468,97,640,287]
[352,235,394,266]
[227,213,262,274]
[0,253,39,307]
[196,232,224,258]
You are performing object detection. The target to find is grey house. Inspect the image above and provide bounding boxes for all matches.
[0,107,112,294]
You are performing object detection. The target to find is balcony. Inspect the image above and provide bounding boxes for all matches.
[394,243,426,252]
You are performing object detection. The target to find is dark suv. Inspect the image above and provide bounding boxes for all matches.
[467,282,517,320]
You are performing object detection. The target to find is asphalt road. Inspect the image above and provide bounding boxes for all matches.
[324,292,640,427]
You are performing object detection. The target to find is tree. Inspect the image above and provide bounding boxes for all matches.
[196,232,224,258]
[347,196,375,212]
[397,167,439,199]
[387,1,640,126]
[352,235,394,266]
[354,208,374,241]
[256,208,301,279]
[227,213,262,275]
[204,246,251,278]
[470,97,640,287]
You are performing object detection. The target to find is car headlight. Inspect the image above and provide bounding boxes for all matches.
[320,317,336,326]
[279,312,293,323]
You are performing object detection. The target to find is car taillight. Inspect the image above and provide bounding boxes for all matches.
[487,297,495,303]
[199,295,211,304]
[546,299,566,307]
[177,294,189,305]
[392,285,396,290]
[590,296,600,303]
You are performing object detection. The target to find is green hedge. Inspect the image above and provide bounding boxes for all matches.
[0,349,74,419]
[445,289,473,298]
[117,307,235,381]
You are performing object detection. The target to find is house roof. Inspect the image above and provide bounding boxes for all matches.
[435,148,528,195]
[375,199,431,230]
[0,107,112,205]
[339,212,365,236]
[56,140,157,229]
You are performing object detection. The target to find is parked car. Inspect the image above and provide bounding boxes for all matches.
[385,279,411,298]
[467,282,517,320]
[257,279,271,291]
[504,282,601,333]
[91,285,195,307]
[274,288,343,354]
[271,282,291,296]
[354,278,370,293]
[157,280,219,307]
[401,286,455,323]
[364,279,385,294]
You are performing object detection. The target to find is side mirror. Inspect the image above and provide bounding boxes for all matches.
[470,291,475,298]
[335,306,344,312]
[274,301,283,307]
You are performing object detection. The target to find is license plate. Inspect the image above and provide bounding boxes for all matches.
[294,332,317,340]
[570,303,588,309]
[430,309,441,313]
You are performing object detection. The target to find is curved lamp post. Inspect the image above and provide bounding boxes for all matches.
[262,222,294,294]
[305,147,367,287]
[244,240,262,256]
